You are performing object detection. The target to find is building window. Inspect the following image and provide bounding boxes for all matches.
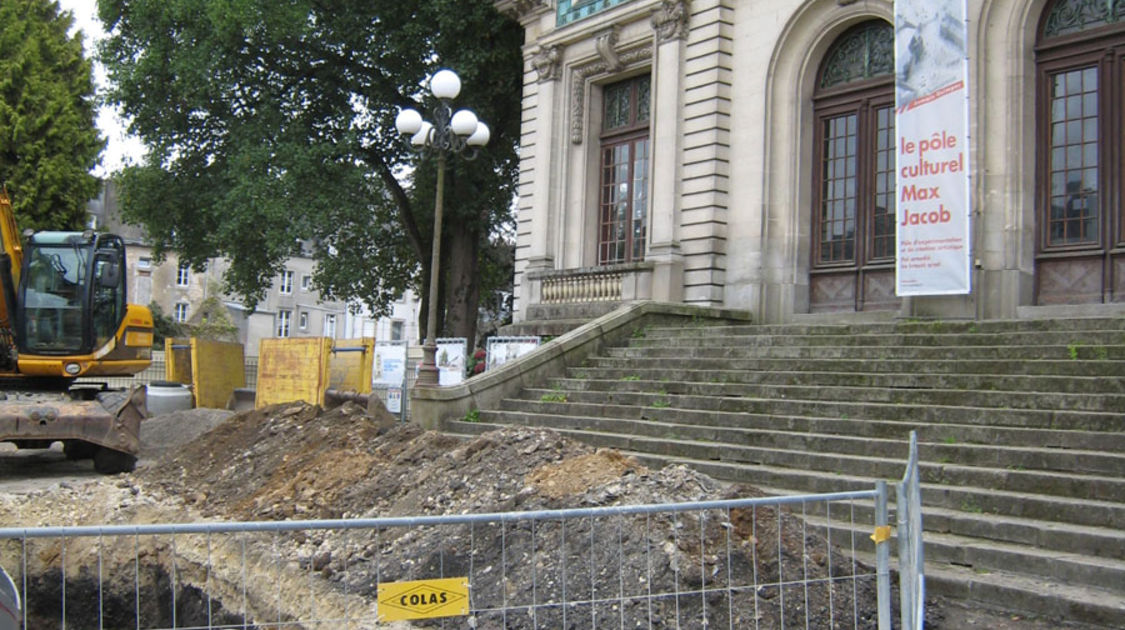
[557,0,629,26]
[173,303,189,323]
[279,270,294,295]
[176,262,190,287]
[301,274,311,291]
[390,320,404,341]
[298,311,308,330]
[809,20,897,312]
[1035,0,1125,304]
[324,314,337,338]
[277,310,291,337]
[137,257,152,271]
[598,74,651,265]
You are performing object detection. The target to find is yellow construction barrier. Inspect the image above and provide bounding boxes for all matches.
[328,338,374,393]
[255,337,333,408]
[164,338,193,384]
[191,339,246,409]
[161,338,247,409]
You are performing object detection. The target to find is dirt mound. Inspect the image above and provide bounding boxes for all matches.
[139,407,235,461]
[528,449,646,498]
[134,402,884,628]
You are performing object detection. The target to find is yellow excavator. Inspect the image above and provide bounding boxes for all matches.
[0,187,154,473]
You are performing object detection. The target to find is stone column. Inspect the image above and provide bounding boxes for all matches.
[525,46,563,311]
[647,0,690,302]
[527,45,562,277]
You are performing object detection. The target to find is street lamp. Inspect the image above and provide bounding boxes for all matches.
[395,69,490,387]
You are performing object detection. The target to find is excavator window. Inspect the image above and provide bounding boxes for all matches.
[17,233,129,356]
[22,244,88,353]
[91,251,125,349]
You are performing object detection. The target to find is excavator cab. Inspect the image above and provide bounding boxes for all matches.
[18,232,126,356]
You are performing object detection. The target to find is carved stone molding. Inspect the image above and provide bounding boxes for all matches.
[569,45,653,144]
[651,0,690,42]
[531,45,562,82]
[594,27,624,73]
[496,0,553,21]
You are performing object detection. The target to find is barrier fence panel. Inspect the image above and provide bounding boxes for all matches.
[76,354,260,406]
[0,488,897,630]
[897,431,925,630]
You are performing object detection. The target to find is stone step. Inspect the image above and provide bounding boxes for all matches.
[838,547,1125,628]
[921,531,1125,592]
[520,393,1125,452]
[489,405,1125,477]
[585,355,1125,377]
[606,343,1125,361]
[546,378,1125,414]
[919,562,1125,629]
[777,505,1125,593]
[565,368,1125,395]
[800,492,1125,563]
[451,418,1125,529]
[500,394,1122,433]
[642,317,1125,338]
[632,329,1125,349]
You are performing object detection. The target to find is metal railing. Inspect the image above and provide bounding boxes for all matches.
[0,486,900,629]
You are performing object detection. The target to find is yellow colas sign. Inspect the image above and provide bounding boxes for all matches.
[377,577,470,621]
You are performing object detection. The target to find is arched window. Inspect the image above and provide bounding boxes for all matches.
[810,20,897,312]
[1035,0,1125,304]
[598,74,651,265]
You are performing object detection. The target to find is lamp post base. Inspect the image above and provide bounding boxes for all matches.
[415,341,440,387]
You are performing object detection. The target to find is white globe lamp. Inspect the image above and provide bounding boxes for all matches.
[430,69,461,100]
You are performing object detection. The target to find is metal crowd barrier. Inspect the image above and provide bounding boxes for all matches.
[0,483,913,629]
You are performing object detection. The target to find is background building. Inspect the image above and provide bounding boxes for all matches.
[87,181,419,354]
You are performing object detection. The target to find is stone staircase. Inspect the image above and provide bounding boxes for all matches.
[447,317,1125,627]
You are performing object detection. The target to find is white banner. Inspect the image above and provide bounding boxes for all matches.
[486,336,541,371]
[894,0,971,296]
[435,338,467,387]
[373,341,407,387]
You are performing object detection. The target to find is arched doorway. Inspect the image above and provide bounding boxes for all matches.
[809,20,899,312]
[1035,0,1125,304]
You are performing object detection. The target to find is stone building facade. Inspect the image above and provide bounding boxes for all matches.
[496,0,1125,327]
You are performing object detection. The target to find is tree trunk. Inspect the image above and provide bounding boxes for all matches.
[443,221,481,348]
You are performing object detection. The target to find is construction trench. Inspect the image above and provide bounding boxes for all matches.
[2,401,893,629]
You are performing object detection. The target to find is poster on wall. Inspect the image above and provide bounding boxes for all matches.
[435,338,467,387]
[373,341,407,387]
[894,0,972,296]
[486,336,542,371]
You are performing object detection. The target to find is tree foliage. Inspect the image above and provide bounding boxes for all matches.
[97,0,522,341]
[0,0,104,232]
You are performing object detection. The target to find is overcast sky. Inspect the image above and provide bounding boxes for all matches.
[57,0,147,177]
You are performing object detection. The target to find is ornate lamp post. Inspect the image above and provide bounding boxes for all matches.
[395,69,490,387]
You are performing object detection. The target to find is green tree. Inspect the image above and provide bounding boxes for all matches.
[0,0,104,232]
[97,0,522,344]
[148,301,185,348]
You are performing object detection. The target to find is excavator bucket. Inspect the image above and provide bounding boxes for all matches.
[0,385,145,474]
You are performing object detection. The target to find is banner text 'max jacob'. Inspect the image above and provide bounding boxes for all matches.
[894,0,972,296]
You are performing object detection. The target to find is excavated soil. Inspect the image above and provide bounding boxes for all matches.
[0,401,1092,628]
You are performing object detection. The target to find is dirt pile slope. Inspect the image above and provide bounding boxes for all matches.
[138,401,885,628]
